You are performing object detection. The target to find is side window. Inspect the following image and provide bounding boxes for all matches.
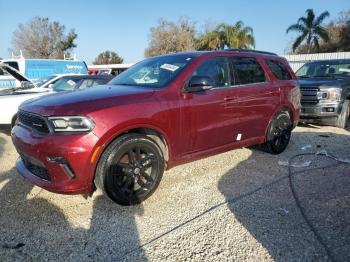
[231,57,266,85]
[93,79,108,86]
[79,79,94,89]
[192,57,231,88]
[266,59,292,80]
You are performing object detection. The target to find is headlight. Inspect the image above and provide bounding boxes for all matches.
[317,88,342,101]
[48,116,95,133]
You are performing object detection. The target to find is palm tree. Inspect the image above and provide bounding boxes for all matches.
[218,21,255,49]
[197,30,226,50]
[287,9,330,53]
[197,20,255,50]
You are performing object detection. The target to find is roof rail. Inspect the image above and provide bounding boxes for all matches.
[224,49,277,56]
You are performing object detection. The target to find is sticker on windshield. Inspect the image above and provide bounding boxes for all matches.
[160,64,179,72]
[67,80,76,86]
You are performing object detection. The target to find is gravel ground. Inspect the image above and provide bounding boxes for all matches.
[0,124,349,261]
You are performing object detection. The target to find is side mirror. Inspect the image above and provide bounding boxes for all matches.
[48,83,53,89]
[186,76,213,92]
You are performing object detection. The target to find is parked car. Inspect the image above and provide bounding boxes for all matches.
[33,74,82,89]
[88,64,133,76]
[47,75,113,92]
[0,64,112,127]
[12,50,301,205]
[296,59,350,128]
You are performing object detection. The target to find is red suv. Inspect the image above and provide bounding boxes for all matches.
[12,50,300,205]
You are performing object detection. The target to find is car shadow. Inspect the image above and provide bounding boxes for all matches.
[0,174,147,261]
[218,131,350,262]
[0,137,147,261]
[0,125,11,136]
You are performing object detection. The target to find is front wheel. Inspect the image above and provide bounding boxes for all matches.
[262,111,292,154]
[95,134,165,205]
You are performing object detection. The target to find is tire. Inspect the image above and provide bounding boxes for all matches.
[261,111,292,154]
[11,115,17,128]
[95,134,165,206]
[336,100,350,129]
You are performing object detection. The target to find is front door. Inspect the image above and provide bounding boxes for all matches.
[181,57,236,153]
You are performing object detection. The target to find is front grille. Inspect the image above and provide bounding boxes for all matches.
[18,111,50,134]
[21,156,51,181]
[300,87,319,105]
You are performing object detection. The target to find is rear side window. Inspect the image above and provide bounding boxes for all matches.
[231,57,266,85]
[266,59,292,80]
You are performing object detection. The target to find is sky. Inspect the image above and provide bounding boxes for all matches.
[0,0,348,64]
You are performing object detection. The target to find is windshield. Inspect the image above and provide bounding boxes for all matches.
[110,56,194,88]
[52,78,81,92]
[33,75,57,87]
[296,61,350,79]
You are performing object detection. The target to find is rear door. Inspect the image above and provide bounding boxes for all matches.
[228,56,280,140]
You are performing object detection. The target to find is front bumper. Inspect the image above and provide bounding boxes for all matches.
[300,102,341,124]
[11,124,100,194]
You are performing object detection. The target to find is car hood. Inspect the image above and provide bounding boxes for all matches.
[298,78,348,89]
[19,84,156,116]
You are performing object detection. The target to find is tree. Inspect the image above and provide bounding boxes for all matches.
[319,10,350,52]
[286,9,330,53]
[144,18,196,57]
[218,21,255,49]
[93,51,124,65]
[11,16,77,59]
[197,21,255,50]
[197,30,226,50]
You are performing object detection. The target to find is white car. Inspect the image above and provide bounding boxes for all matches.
[0,64,111,126]
[32,73,83,89]
[0,63,50,126]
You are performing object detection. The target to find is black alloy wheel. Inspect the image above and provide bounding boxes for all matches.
[95,134,164,205]
[263,111,292,154]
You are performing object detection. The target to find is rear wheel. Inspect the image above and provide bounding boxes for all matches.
[95,134,164,205]
[262,111,292,154]
[336,100,349,129]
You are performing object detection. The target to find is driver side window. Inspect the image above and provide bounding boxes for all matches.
[192,57,232,88]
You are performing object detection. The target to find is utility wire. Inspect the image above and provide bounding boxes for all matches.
[120,152,349,261]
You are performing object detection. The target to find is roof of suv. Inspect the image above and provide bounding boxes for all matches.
[159,49,279,58]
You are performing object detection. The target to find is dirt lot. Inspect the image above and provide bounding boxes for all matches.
[0,124,349,262]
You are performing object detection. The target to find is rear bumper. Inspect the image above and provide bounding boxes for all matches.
[12,124,100,194]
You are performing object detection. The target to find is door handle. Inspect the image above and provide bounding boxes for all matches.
[224,96,236,101]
